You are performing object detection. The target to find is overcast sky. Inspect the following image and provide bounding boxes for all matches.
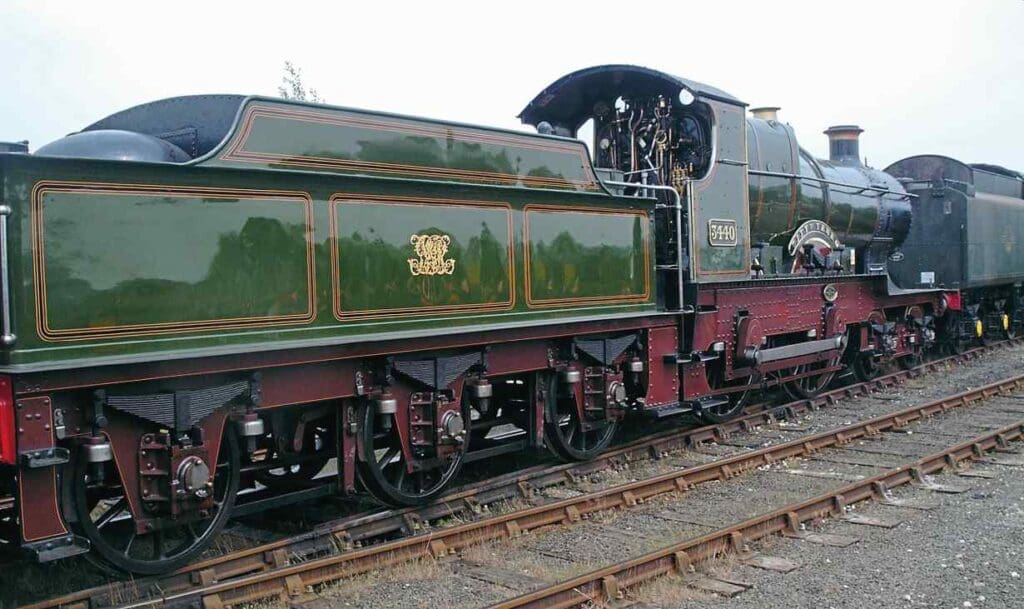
[1,0,1021,171]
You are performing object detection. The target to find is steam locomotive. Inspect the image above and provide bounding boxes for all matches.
[0,65,1020,574]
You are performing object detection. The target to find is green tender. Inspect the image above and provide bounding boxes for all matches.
[0,152,656,372]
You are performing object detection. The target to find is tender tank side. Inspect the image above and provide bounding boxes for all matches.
[884,154,1024,291]
[964,190,1024,287]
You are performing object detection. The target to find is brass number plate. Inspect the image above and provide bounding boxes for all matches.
[707,219,738,247]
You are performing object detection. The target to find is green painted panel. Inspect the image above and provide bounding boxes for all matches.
[696,164,748,274]
[333,198,513,318]
[966,193,1024,282]
[35,186,313,340]
[695,104,749,278]
[525,207,650,306]
[211,102,598,191]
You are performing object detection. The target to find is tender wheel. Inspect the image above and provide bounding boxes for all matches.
[701,366,757,424]
[73,431,240,575]
[940,312,971,354]
[901,307,927,369]
[852,351,882,382]
[254,423,330,492]
[1003,306,1018,340]
[782,359,838,401]
[356,401,467,506]
[543,373,617,461]
[946,337,967,355]
[898,351,923,370]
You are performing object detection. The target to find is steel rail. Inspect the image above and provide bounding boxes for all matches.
[87,362,1024,609]
[489,419,1024,608]
[22,341,1017,609]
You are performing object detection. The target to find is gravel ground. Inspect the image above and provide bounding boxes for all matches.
[651,463,1024,609]
[297,344,1024,609]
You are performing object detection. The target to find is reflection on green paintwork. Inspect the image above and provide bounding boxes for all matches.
[525,209,648,304]
[746,123,891,250]
[333,200,512,317]
[749,179,792,238]
[212,103,596,190]
[38,190,312,338]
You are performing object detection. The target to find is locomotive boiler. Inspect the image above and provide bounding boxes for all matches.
[744,117,912,275]
[0,64,1018,575]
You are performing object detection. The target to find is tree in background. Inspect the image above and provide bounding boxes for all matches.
[278,61,323,103]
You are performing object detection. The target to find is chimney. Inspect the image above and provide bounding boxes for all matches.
[824,125,863,166]
[750,106,780,121]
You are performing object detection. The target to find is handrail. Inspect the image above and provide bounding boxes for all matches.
[0,205,15,345]
[748,168,917,199]
[603,180,687,313]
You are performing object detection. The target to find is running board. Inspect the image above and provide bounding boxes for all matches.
[690,397,731,412]
[643,398,731,420]
[24,533,90,563]
[644,403,691,419]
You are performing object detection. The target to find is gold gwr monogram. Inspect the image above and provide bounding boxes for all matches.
[408,234,456,276]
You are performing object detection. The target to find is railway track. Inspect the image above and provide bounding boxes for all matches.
[24,340,1021,609]
[488,403,1024,608]
[14,337,1015,609]
[189,372,1024,609]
